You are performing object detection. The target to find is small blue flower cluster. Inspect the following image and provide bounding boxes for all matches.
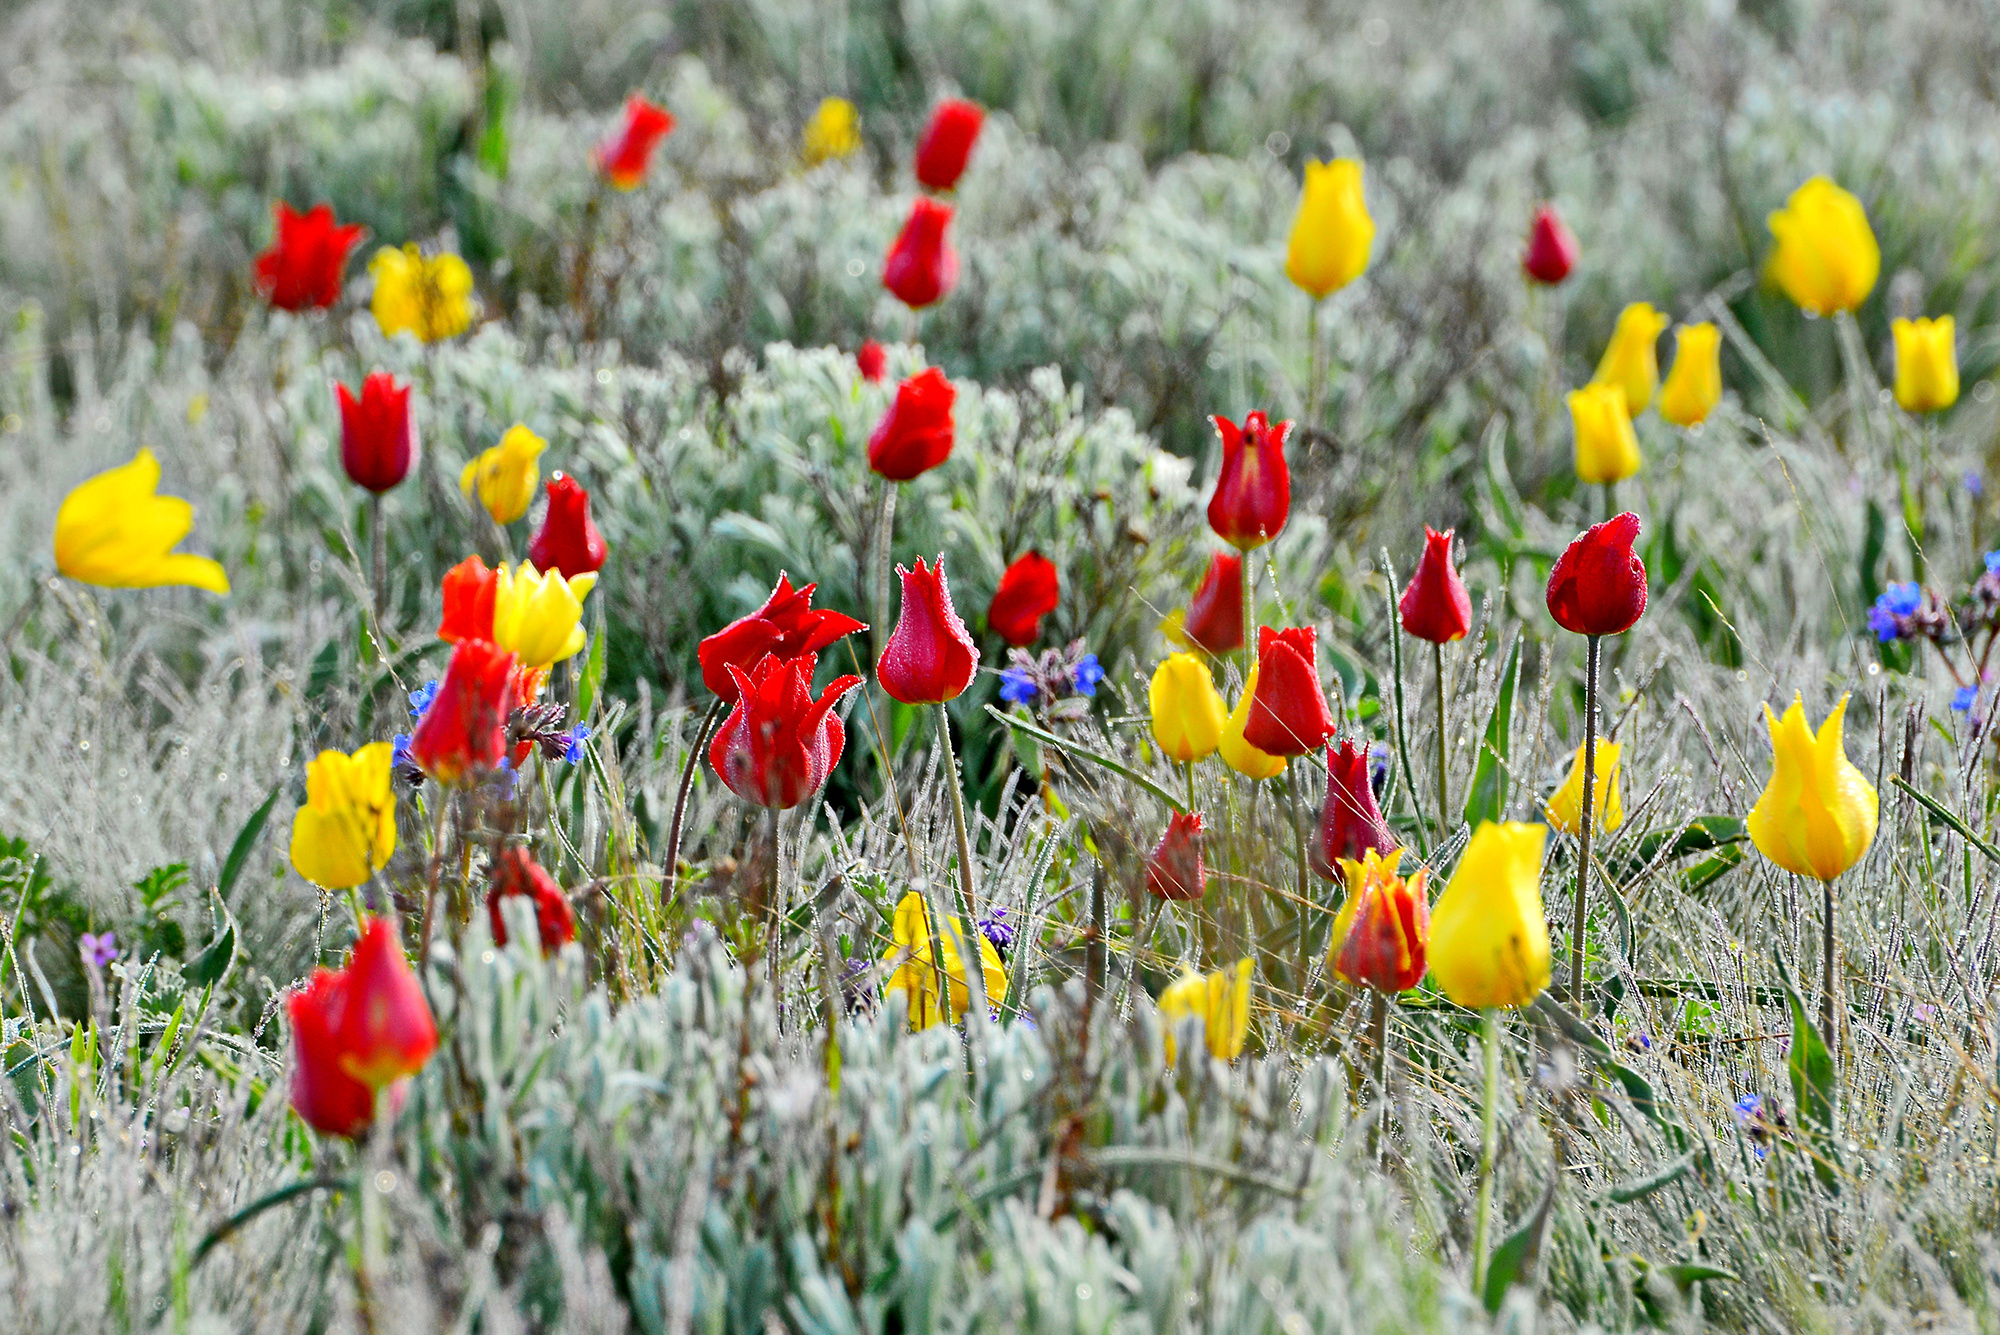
[390,679,440,772]
[998,643,1103,710]
[1867,582,1923,643]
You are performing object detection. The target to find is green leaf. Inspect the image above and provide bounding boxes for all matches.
[1661,1263,1739,1287]
[1681,846,1745,895]
[575,608,608,725]
[1777,960,1840,1191]
[218,787,281,900]
[1481,1173,1555,1313]
[185,892,239,989]
[1631,815,1747,865]
[1604,1151,1694,1203]
[1462,638,1518,828]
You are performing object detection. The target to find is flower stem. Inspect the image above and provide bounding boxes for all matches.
[1285,756,1311,993]
[1571,634,1601,1007]
[1432,640,1450,839]
[1472,1006,1502,1292]
[935,703,990,1024]
[368,492,388,625]
[1380,550,1430,858]
[1305,299,1323,429]
[664,697,728,906]
[1184,758,1197,814]
[1820,875,1837,1043]
[1367,989,1390,1162]
[873,479,899,663]
[1240,547,1256,673]
[1602,481,1617,525]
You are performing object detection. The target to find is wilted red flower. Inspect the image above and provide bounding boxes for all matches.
[1243,625,1334,757]
[255,202,365,312]
[878,556,978,705]
[709,652,863,809]
[914,99,985,192]
[882,197,958,309]
[1332,853,1430,993]
[592,95,676,190]
[486,847,578,955]
[1207,412,1292,551]
[409,638,517,783]
[525,474,607,579]
[1310,738,1397,879]
[1546,512,1647,637]
[1521,204,1579,286]
[856,340,888,383]
[336,371,414,494]
[988,552,1059,646]
[438,555,499,644]
[1398,527,1472,644]
[1181,551,1244,655]
[868,367,957,480]
[1146,810,1208,901]
[287,915,437,1138]
[697,573,867,702]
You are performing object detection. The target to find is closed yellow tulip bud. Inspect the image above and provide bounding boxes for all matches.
[1766,176,1878,316]
[289,742,397,889]
[369,244,475,343]
[54,449,230,595]
[1159,958,1252,1063]
[492,562,597,671]
[1219,665,1285,780]
[1747,693,1876,882]
[1893,316,1959,413]
[1657,322,1722,427]
[881,891,1007,1029]
[1591,302,1668,416]
[460,425,548,525]
[802,96,862,166]
[1566,383,1641,485]
[1150,653,1226,763]
[1546,739,1623,835]
[1284,159,1374,300]
[1428,821,1551,1009]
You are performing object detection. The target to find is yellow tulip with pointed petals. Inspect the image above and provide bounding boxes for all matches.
[881,891,1007,1030]
[369,244,475,343]
[1566,382,1641,485]
[1658,322,1722,427]
[54,449,230,594]
[1150,653,1226,763]
[1218,666,1285,780]
[1428,821,1551,1009]
[460,425,547,525]
[1284,159,1374,299]
[289,742,397,890]
[1159,958,1252,1063]
[1893,316,1959,414]
[1546,739,1623,836]
[1747,694,1877,882]
[1766,177,1878,316]
[1591,302,1668,416]
[492,562,597,671]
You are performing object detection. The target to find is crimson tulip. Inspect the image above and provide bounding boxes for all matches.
[1182,552,1244,655]
[1309,737,1398,879]
[915,98,984,192]
[1145,810,1207,902]
[526,474,607,579]
[1243,626,1334,757]
[697,574,867,702]
[255,202,364,312]
[988,552,1059,646]
[486,847,578,955]
[336,371,414,494]
[709,652,863,809]
[868,367,956,480]
[409,638,518,783]
[1546,512,1647,637]
[592,95,675,190]
[1521,204,1578,286]
[286,968,378,1138]
[1399,526,1472,644]
[857,340,888,383]
[882,197,958,309]
[288,915,437,1138]
[1206,412,1292,551]
[878,556,978,705]
[438,555,499,644]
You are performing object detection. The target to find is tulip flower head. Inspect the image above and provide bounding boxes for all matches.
[54,449,229,594]
[1893,316,1959,414]
[698,574,868,702]
[878,556,978,705]
[438,555,499,644]
[881,890,1007,1029]
[254,202,364,312]
[1207,412,1292,551]
[1146,810,1208,901]
[882,197,958,309]
[1329,849,1428,993]
[336,372,415,494]
[1310,737,1398,879]
[461,425,547,525]
[709,652,863,810]
[1767,176,1879,316]
[1219,666,1286,780]
[287,916,438,1138]
[802,96,861,166]
[914,98,984,192]
[592,95,675,190]
[1566,383,1642,486]
[1284,158,1374,299]
[1167,551,1245,655]
[868,367,957,480]
[1546,513,1647,638]
[1521,204,1578,286]
[856,340,888,383]
[988,551,1059,646]
[486,846,577,955]
[1243,626,1335,757]
[1546,739,1623,835]
[1658,322,1723,428]
[369,244,474,343]
[492,562,597,671]
[1399,527,1472,645]
[409,638,518,784]
[1427,821,1551,1009]
[1150,652,1227,763]
[526,474,607,578]
[1159,958,1253,1063]
[1592,302,1668,417]
[1747,693,1877,882]
[289,743,397,890]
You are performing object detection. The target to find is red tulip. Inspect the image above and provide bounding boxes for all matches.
[592,95,675,190]
[857,340,888,383]
[486,847,577,955]
[526,474,607,578]
[988,552,1059,646]
[1546,512,1647,637]
[1333,858,1429,993]
[1309,738,1397,879]
[868,367,957,481]
[438,555,499,644]
[254,202,364,312]
[288,915,438,1138]
[285,969,377,1138]
[708,652,863,809]
[1206,412,1292,551]
[914,98,984,192]
[1243,625,1334,757]
[878,556,978,705]
[410,638,518,783]
[882,197,958,309]
[1182,551,1244,654]
[697,574,867,702]
[1521,204,1579,286]
[1145,810,1207,902]
[336,371,414,494]
[1398,526,1472,644]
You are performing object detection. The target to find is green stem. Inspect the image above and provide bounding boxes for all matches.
[1571,634,1600,1006]
[663,698,729,905]
[1432,640,1450,839]
[1472,1006,1502,1292]
[935,704,990,1024]
[1184,758,1198,814]
[1602,481,1617,525]
[1285,757,1311,993]
[1241,546,1256,674]
[1381,551,1431,857]
[873,480,898,665]
[1820,875,1837,1045]
[1305,299,1323,429]
[368,492,388,624]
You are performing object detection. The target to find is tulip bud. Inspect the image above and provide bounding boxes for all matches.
[868,367,957,481]
[1427,821,1551,1009]
[1657,322,1722,427]
[1176,551,1244,655]
[1150,653,1226,763]
[409,638,518,784]
[698,573,867,702]
[1284,159,1373,299]
[1329,849,1428,993]
[1398,527,1472,645]
[1546,739,1623,835]
[878,556,978,705]
[592,94,675,190]
[1310,738,1397,879]
[914,98,984,192]
[1893,316,1959,414]
[54,450,230,595]
[1159,958,1252,1063]
[486,847,578,955]
[1520,204,1578,286]
[1766,176,1879,316]
[856,340,888,383]
[802,96,861,166]
[1145,810,1208,901]
[1592,302,1668,417]
[289,743,397,890]
[526,474,607,579]
[1747,693,1877,882]
[460,424,547,525]
[1206,412,1292,551]
[439,555,499,644]
[709,652,863,810]
[336,371,415,494]
[1219,665,1285,779]
[1566,383,1642,486]
[1243,626,1334,758]
[255,202,364,312]
[988,552,1059,646]
[1546,513,1647,638]
[882,197,958,309]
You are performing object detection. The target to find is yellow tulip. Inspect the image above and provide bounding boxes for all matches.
[460,425,548,525]
[1893,316,1959,414]
[1566,383,1642,486]
[1150,653,1226,763]
[881,891,1007,1029]
[1591,302,1668,416]
[1159,958,1252,1063]
[1428,821,1551,1009]
[492,562,597,670]
[1657,322,1722,427]
[54,449,229,595]
[1219,666,1285,780]
[1284,159,1374,300]
[1747,693,1877,882]
[1327,848,1425,989]
[802,97,862,165]
[1546,739,1623,836]
[1766,176,1878,316]
[289,742,397,890]
[369,244,475,343]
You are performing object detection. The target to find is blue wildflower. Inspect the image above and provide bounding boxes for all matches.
[563,726,593,765]
[1986,551,2000,575]
[1868,582,1922,642]
[409,679,440,718]
[998,668,1039,705]
[1367,741,1391,801]
[390,733,413,770]
[1953,686,1978,714]
[977,906,1015,954]
[1733,1093,1761,1122]
[1070,653,1105,698]
[1968,472,1985,498]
